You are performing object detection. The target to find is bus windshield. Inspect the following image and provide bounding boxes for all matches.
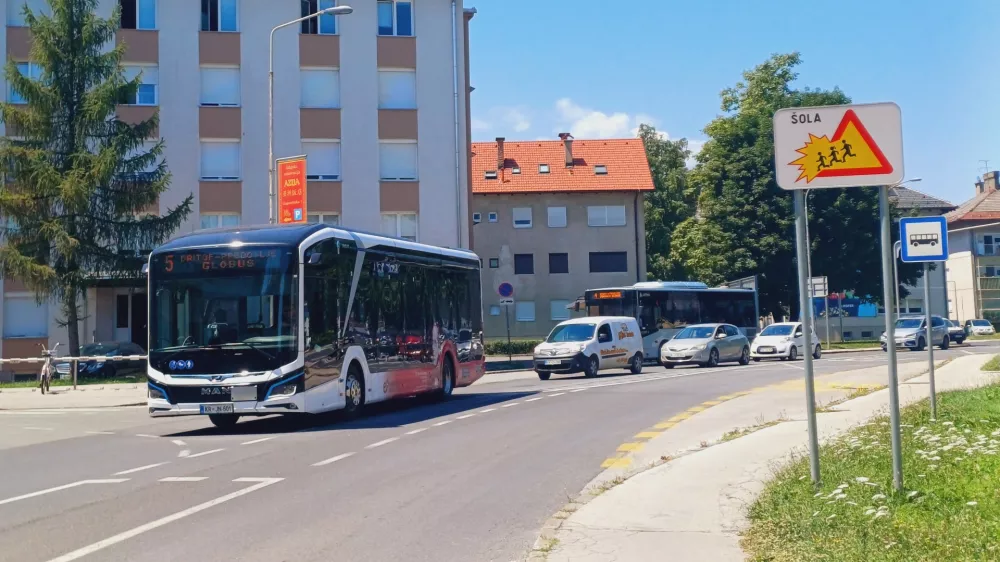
[148,245,298,374]
[547,324,596,343]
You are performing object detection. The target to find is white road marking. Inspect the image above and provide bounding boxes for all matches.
[962,350,975,355]
[44,478,283,562]
[159,477,208,482]
[241,436,276,445]
[0,479,129,507]
[404,428,428,435]
[433,420,453,426]
[0,411,64,416]
[114,463,168,476]
[365,437,399,449]
[779,362,805,371]
[134,434,159,439]
[525,397,544,402]
[185,448,224,459]
[22,426,53,431]
[456,413,476,419]
[548,392,566,397]
[501,403,519,408]
[171,440,187,446]
[178,450,190,458]
[478,408,496,413]
[312,452,355,467]
[570,388,587,392]
[85,431,114,435]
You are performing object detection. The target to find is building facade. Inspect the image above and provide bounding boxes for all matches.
[946,171,1000,323]
[0,0,475,371]
[472,135,652,339]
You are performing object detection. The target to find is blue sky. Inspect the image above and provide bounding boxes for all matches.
[467,0,999,205]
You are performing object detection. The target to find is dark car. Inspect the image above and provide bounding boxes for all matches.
[945,320,966,345]
[55,342,146,379]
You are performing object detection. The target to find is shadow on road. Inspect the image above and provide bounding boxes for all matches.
[165,390,538,437]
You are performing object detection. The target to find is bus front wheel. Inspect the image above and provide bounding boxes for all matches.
[344,365,365,416]
[439,357,455,398]
[208,414,239,429]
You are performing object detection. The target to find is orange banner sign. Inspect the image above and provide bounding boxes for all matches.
[277,156,307,224]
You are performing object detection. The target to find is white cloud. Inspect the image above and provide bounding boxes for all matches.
[686,139,706,168]
[555,98,634,139]
[471,118,491,132]
[501,108,531,132]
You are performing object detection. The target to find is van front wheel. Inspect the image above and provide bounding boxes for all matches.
[584,355,600,378]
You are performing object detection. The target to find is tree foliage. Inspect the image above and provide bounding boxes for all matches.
[640,124,696,280]
[0,0,192,354]
[670,53,919,318]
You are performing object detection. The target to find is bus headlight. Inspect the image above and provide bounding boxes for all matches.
[148,385,166,400]
[268,381,298,398]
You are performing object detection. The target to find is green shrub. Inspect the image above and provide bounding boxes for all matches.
[484,340,541,356]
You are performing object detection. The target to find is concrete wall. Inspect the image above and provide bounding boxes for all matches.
[473,192,647,339]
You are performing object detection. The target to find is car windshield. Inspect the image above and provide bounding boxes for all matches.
[973,320,992,326]
[546,324,595,343]
[896,318,923,329]
[80,343,119,356]
[674,326,716,339]
[760,325,794,336]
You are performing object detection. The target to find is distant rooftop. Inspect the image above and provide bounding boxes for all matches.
[890,186,955,211]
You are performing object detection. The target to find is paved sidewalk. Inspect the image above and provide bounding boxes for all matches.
[0,383,145,410]
[536,354,998,561]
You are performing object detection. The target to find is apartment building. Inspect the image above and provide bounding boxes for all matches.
[0,0,476,370]
[472,135,653,339]
[946,171,1000,323]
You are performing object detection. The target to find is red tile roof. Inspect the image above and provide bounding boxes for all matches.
[946,189,1000,224]
[471,138,654,194]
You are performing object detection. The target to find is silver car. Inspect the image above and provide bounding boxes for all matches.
[880,315,950,351]
[660,323,751,368]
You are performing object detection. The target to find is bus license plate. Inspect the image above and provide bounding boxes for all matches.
[230,386,257,401]
[200,404,234,415]
[544,359,561,365]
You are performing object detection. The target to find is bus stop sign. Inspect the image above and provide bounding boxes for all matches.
[900,216,948,263]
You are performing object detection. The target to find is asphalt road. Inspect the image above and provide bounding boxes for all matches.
[1,342,997,562]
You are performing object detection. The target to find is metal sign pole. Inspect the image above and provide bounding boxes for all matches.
[924,262,937,419]
[795,191,821,486]
[505,305,512,363]
[880,185,904,492]
[824,285,831,349]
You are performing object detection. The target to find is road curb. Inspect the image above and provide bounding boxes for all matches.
[0,401,146,411]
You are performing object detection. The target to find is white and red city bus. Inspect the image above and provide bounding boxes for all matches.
[145,223,485,427]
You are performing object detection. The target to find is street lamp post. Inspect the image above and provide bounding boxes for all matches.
[269,6,353,224]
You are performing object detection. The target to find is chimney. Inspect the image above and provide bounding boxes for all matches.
[984,171,1000,194]
[559,132,574,167]
[495,137,505,171]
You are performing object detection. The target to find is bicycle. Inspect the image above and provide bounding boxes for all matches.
[38,342,60,395]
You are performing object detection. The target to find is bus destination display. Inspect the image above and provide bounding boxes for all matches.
[158,249,280,274]
[592,291,623,300]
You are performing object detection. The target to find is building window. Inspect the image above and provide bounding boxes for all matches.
[120,0,156,30]
[9,63,41,104]
[307,213,340,225]
[589,251,628,273]
[843,331,853,340]
[539,164,550,174]
[200,66,240,106]
[594,164,608,175]
[301,0,338,35]
[378,70,417,109]
[515,301,535,322]
[377,0,413,36]
[550,300,571,321]
[2,296,47,338]
[512,207,532,228]
[124,65,158,106]
[472,212,482,224]
[116,294,130,329]
[861,331,873,339]
[379,142,418,181]
[547,206,567,228]
[588,205,627,227]
[302,141,341,180]
[381,213,418,241]
[200,213,240,230]
[484,171,497,180]
[300,68,340,108]
[514,254,534,275]
[200,141,241,180]
[488,258,499,268]
[488,212,498,223]
[201,0,238,32]
[512,166,521,174]
[489,305,501,316]
[549,253,568,274]
[7,0,48,26]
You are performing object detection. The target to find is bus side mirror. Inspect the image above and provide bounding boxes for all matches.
[308,253,322,265]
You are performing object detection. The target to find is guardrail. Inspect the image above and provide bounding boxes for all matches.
[0,355,147,389]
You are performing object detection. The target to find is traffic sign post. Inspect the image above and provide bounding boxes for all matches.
[810,276,831,351]
[774,102,906,491]
[900,216,949,421]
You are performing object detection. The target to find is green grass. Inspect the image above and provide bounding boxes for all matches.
[0,375,145,389]
[971,334,1000,341]
[742,383,1000,562]
[982,355,1000,372]
[823,340,881,350]
[721,413,789,443]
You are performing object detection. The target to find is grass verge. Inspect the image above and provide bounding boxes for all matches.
[742,383,1000,561]
[815,385,888,413]
[823,340,881,350]
[970,334,1000,341]
[982,355,1000,372]
[0,376,145,389]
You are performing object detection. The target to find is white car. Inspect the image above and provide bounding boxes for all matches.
[965,319,995,336]
[532,316,644,380]
[750,322,821,362]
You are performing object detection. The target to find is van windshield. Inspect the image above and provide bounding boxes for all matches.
[547,324,596,343]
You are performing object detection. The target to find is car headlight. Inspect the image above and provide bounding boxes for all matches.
[690,344,707,351]
[781,337,793,343]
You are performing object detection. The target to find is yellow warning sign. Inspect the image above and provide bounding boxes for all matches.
[788,110,894,184]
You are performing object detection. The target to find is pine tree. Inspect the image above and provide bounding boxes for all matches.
[0,0,192,355]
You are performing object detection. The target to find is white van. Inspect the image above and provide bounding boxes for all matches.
[532,317,644,380]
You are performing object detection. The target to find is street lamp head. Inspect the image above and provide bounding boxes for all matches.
[321,5,353,15]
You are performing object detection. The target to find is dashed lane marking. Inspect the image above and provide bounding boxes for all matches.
[479,408,497,413]
[114,463,168,476]
[312,452,355,467]
[525,397,544,402]
[405,428,428,435]
[0,479,129,507]
[433,420,453,426]
[634,431,661,439]
[548,393,566,397]
[185,448,225,459]
[456,413,477,419]
[617,442,644,453]
[171,440,186,447]
[365,437,399,449]
[241,437,276,445]
[159,477,208,482]
[22,426,53,431]
[85,431,115,435]
[134,434,159,439]
[501,403,519,408]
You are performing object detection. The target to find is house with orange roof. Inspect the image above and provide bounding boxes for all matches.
[472,134,653,338]
[946,171,1000,322]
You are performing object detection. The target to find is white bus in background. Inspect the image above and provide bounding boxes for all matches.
[580,281,759,363]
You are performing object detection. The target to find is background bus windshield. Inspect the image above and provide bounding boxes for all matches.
[148,245,298,373]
